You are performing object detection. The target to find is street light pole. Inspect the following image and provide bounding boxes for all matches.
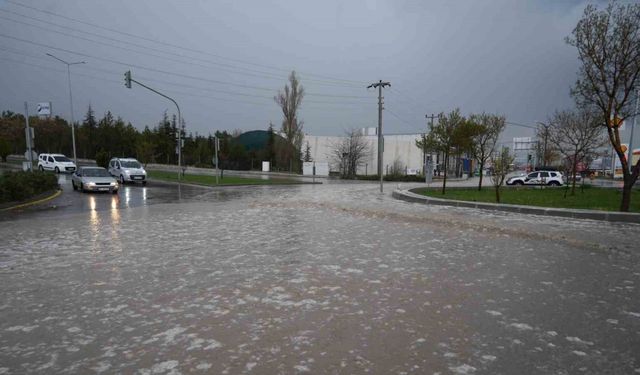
[46,53,85,165]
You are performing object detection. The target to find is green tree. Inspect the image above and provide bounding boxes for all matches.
[424,109,466,194]
[0,137,10,162]
[567,1,640,211]
[265,122,276,167]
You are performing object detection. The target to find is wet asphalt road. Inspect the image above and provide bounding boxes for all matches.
[1,175,639,374]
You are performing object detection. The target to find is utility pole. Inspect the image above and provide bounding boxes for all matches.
[46,53,85,165]
[424,114,436,183]
[628,89,639,173]
[124,70,183,182]
[367,80,390,193]
[24,102,34,171]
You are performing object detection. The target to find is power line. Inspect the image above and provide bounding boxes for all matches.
[0,13,369,90]
[0,35,371,101]
[1,55,375,110]
[4,0,369,86]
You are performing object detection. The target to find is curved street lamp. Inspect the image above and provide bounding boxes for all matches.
[46,53,85,164]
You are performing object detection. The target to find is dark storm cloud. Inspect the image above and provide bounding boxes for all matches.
[0,0,608,141]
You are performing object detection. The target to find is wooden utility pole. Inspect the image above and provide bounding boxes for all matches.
[367,80,391,193]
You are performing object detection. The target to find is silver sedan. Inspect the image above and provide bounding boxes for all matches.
[71,167,119,194]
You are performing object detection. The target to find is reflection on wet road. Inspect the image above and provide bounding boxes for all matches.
[1,176,639,374]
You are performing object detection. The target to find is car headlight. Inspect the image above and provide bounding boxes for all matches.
[87,182,96,187]
[110,182,117,186]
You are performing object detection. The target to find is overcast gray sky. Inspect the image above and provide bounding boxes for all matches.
[0,0,618,142]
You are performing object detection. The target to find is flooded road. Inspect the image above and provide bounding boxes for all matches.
[1,181,639,374]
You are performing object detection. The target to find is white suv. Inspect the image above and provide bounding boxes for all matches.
[108,157,147,185]
[37,153,77,173]
[506,170,564,186]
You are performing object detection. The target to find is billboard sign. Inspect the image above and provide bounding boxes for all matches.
[36,102,51,117]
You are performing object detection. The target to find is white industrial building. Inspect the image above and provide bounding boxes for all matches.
[304,128,426,175]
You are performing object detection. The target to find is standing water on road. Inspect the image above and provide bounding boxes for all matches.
[1,182,639,374]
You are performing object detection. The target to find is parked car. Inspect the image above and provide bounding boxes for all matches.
[71,166,118,193]
[108,158,147,185]
[37,153,76,173]
[565,174,583,183]
[506,171,564,186]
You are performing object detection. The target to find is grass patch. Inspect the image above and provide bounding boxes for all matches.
[413,185,640,212]
[147,170,300,186]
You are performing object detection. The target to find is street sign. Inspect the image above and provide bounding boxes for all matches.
[36,102,51,117]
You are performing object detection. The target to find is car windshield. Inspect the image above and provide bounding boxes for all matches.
[82,168,111,177]
[53,156,71,162]
[121,161,141,168]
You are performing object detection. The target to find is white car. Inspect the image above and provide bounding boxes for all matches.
[37,153,77,173]
[108,157,147,185]
[506,171,564,186]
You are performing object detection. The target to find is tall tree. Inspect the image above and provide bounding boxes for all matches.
[548,109,606,195]
[469,113,506,190]
[567,1,640,211]
[81,106,97,158]
[274,71,304,172]
[265,122,276,167]
[303,141,312,162]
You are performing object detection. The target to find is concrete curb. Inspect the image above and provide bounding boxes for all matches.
[0,189,62,211]
[392,189,640,224]
[147,177,322,189]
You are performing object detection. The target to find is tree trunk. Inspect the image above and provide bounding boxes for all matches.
[478,155,484,191]
[495,185,500,203]
[571,151,578,195]
[442,151,449,195]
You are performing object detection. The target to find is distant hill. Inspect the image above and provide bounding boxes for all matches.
[235,130,285,151]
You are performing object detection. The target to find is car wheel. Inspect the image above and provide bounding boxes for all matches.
[72,181,77,191]
[54,167,60,173]
[38,165,44,171]
[514,180,524,185]
[80,183,86,193]
[112,189,118,195]
[142,180,147,186]
[548,181,560,186]
[120,175,125,185]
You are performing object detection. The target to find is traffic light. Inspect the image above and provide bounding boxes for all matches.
[124,70,132,89]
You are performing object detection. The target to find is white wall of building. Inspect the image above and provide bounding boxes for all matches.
[305,133,425,175]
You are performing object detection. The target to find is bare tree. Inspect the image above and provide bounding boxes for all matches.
[567,1,640,211]
[490,147,514,203]
[534,122,557,168]
[329,129,371,179]
[469,113,506,191]
[548,109,606,195]
[274,71,305,172]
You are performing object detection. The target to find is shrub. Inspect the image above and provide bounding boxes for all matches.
[0,137,10,162]
[0,171,59,203]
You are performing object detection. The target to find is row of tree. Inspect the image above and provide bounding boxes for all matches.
[417,109,506,194]
[0,108,294,172]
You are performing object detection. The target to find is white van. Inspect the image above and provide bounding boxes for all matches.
[37,153,77,173]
